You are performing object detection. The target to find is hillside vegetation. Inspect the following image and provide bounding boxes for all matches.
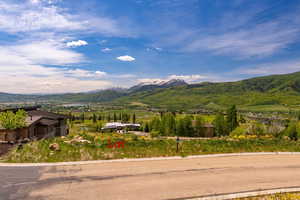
[115,72,300,110]
[2,72,300,110]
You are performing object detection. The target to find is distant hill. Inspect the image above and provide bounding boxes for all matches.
[115,72,300,110]
[2,72,300,110]
[128,79,188,93]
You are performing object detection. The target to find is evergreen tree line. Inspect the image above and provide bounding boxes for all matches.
[68,112,137,124]
[145,105,239,137]
[213,105,239,137]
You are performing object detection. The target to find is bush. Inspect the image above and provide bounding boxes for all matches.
[268,123,285,138]
[0,109,27,130]
[284,122,300,141]
[230,127,247,138]
[248,122,266,137]
[150,130,160,138]
[131,134,138,141]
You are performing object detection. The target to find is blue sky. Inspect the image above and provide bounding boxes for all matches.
[0,0,300,93]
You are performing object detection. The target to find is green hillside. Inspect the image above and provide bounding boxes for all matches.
[2,71,300,111]
[114,72,300,110]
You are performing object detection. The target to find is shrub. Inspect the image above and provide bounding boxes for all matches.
[0,109,27,130]
[248,122,266,137]
[284,122,300,141]
[131,134,138,141]
[150,130,160,138]
[230,127,247,138]
[268,123,285,138]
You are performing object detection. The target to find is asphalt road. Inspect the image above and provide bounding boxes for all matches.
[1,154,300,200]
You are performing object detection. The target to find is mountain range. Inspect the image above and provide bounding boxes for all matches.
[2,72,300,110]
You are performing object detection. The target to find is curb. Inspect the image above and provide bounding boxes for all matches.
[1,152,300,167]
[185,187,300,200]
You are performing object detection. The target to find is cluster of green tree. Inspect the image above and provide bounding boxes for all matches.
[213,105,239,136]
[283,120,300,141]
[69,112,137,124]
[0,109,27,130]
[145,105,239,137]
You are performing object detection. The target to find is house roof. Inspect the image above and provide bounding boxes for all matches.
[0,107,66,129]
[25,115,43,126]
[103,122,141,129]
[0,106,41,113]
[39,119,59,126]
[27,110,68,120]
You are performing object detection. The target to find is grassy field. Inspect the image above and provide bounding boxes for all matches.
[236,192,300,199]
[2,132,300,163]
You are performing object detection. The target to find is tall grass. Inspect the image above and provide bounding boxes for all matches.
[2,134,300,163]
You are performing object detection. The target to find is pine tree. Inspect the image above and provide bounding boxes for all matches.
[160,113,176,136]
[113,113,117,122]
[183,116,194,137]
[226,105,238,133]
[132,113,136,124]
[194,116,204,137]
[92,113,97,123]
[176,116,193,137]
[144,122,150,132]
[176,118,185,136]
[107,114,111,122]
[80,112,85,122]
[213,113,227,136]
[297,112,300,121]
[150,117,161,133]
[286,122,298,141]
[123,113,130,122]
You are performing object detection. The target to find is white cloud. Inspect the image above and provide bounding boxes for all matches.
[30,0,61,4]
[0,74,112,94]
[99,40,107,44]
[66,69,107,78]
[66,40,88,47]
[30,0,40,4]
[0,42,113,94]
[0,3,86,33]
[0,64,112,94]
[112,74,136,78]
[183,23,299,58]
[117,55,136,62]
[138,74,209,84]
[9,40,85,65]
[236,60,300,75]
[95,71,107,76]
[150,4,300,59]
[168,75,206,82]
[0,1,133,37]
[101,48,112,52]
[138,78,166,84]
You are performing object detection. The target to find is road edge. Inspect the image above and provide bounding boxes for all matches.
[1,152,300,167]
[186,187,300,200]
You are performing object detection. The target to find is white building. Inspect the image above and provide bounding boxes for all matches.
[102,122,141,131]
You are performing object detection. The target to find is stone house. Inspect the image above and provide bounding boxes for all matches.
[0,106,69,143]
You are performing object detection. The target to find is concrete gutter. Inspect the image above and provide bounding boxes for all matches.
[1,152,300,167]
[186,187,300,200]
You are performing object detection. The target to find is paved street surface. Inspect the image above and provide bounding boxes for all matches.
[1,154,300,200]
